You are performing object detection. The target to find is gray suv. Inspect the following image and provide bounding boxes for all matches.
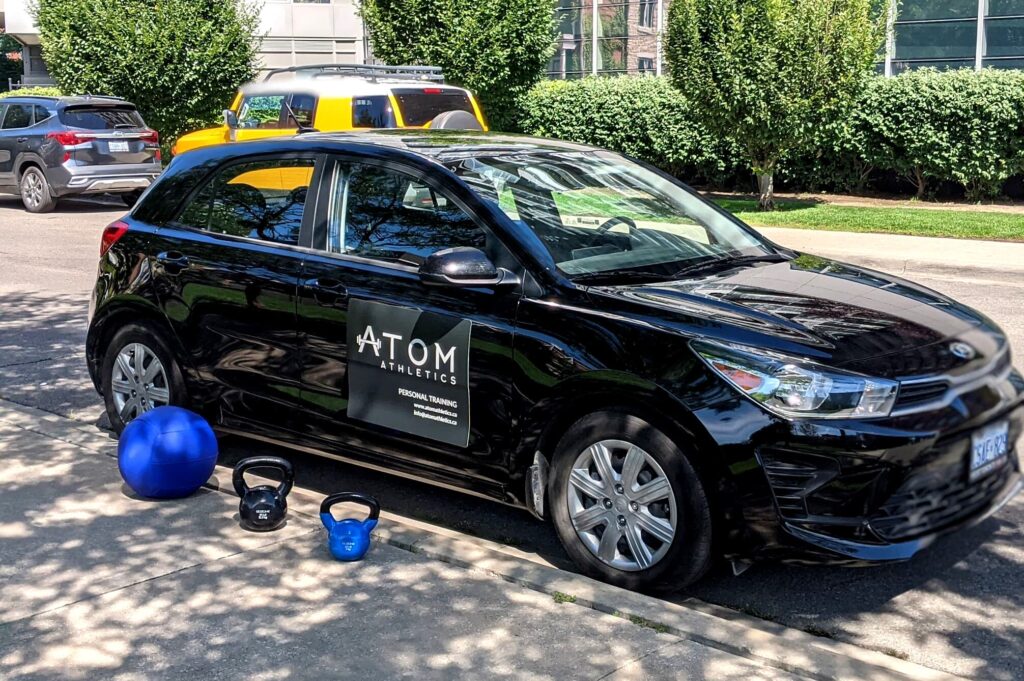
[0,94,162,213]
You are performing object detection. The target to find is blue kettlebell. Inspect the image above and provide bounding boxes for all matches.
[320,492,380,561]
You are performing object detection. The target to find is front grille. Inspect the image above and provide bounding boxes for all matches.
[895,380,949,409]
[870,461,1012,541]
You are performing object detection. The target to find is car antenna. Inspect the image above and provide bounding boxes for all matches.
[283,99,319,134]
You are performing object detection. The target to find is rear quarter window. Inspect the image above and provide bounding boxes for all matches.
[60,106,146,130]
[392,88,474,126]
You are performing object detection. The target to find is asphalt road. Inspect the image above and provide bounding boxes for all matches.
[1,194,1022,680]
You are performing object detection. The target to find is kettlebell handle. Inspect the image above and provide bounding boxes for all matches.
[320,492,380,522]
[232,456,295,498]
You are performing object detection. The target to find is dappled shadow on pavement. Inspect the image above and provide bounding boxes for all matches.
[0,424,800,681]
[0,290,104,426]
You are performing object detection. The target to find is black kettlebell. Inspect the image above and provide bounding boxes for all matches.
[233,456,294,532]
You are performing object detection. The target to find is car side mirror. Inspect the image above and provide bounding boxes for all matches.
[223,109,239,128]
[418,247,518,289]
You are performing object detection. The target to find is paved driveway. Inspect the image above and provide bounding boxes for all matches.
[0,195,1021,679]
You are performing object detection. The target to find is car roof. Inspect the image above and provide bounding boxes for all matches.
[292,129,600,162]
[240,78,472,99]
[2,94,134,107]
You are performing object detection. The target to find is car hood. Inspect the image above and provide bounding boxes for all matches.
[596,255,1002,376]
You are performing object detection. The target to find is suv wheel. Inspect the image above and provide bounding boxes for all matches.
[20,166,57,213]
[101,323,187,433]
[121,190,144,208]
[548,411,712,592]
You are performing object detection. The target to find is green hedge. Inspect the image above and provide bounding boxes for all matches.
[0,86,63,99]
[521,70,1024,200]
[520,76,740,183]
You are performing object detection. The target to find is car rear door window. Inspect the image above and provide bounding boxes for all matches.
[33,105,52,124]
[1,104,33,129]
[59,105,145,129]
[178,157,316,246]
[352,96,396,128]
[327,163,486,263]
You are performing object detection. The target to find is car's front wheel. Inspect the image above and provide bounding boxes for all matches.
[548,411,712,592]
[20,166,57,213]
[101,323,187,433]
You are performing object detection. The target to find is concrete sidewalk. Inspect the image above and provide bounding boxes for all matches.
[0,401,960,681]
[759,227,1024,285]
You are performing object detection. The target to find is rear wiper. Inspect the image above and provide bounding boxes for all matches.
[673,252,788,278]
[570,269,673,285]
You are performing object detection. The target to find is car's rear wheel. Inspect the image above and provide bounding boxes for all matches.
[548,411,712,592]
[121,190,144,208]
[101,323,187,433]
[20,166,57,213]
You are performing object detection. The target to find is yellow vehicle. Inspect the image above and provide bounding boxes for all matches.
[172,64,488,156]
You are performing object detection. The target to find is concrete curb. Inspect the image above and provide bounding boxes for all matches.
[0,399,963,681]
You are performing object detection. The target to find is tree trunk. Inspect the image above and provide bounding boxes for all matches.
[911,166,927,199]
[757,171,775,211]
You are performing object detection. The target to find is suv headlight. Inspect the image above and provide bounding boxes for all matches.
[693,339,897,419]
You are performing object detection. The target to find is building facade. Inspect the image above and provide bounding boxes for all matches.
[1,0,368,87]
[3,0,1022,87]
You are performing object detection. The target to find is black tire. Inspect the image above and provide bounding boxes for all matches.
[121,190,144,208]
[20,166,57,213]
[548,411,712,593]
[100,323,188,434]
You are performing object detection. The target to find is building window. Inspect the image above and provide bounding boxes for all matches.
[887,0,1024,74]
[638,0,655,29]
[637,56,655,73]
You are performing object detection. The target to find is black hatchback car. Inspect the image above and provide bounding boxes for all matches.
[86,131,1023,591]
[0,94,161,212]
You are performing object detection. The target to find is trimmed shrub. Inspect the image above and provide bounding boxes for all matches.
[520,76,740,183]
[360,0,558,132]
[0,86,63,99]
[36,0,261,148]
[854,68,1024,201]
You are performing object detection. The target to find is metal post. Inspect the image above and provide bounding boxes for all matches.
[884,0,896,77]
[656,0,665,76]
[975,0,986,71]
[591,0,599,76]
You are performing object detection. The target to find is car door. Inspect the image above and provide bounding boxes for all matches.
[0,103,32,188]
[151,152,322,432]
[231,93,317,143]
[296,156,523,489]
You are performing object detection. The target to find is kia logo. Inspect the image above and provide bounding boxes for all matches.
[949,342,976,360]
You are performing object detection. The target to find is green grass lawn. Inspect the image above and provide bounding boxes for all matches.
[713,198,1024,242]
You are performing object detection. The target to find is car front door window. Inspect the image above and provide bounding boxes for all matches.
[327,163,486,263]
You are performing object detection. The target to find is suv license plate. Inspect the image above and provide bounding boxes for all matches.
[969,420,1009,482]
[108,140,129,152]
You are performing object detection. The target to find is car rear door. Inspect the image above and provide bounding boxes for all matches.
[0,102,32,186]
[295,156,522,490]
[151,152,323,432]
[59,103,160,166]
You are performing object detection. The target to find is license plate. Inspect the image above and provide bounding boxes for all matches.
[108,140,130,153]
[969,420,1009,482]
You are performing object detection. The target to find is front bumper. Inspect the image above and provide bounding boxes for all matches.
[782,469,1022,562]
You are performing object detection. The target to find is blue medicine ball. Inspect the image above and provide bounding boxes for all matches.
[118,406,218,499]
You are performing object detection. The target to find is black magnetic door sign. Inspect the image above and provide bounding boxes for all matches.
[347,298,472,447]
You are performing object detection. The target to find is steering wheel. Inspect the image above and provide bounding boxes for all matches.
[596,216,638,236]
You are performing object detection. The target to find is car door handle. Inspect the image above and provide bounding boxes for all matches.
[305,277,347,306]
[16,137,27,143]
[156,251,190,273]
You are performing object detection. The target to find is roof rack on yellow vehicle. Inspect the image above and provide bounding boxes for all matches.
[263,64,446,84]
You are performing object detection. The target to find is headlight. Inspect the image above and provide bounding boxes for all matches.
[693,339,898,419]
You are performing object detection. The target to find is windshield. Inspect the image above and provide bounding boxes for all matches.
[446,151,771,279]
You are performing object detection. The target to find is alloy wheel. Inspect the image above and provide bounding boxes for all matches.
[567,439,677,572]
[110,342,170,424]
[22,171,43,209]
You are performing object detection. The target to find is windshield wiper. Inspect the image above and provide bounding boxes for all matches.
[672,252,788,278]
[570,269,674,285]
